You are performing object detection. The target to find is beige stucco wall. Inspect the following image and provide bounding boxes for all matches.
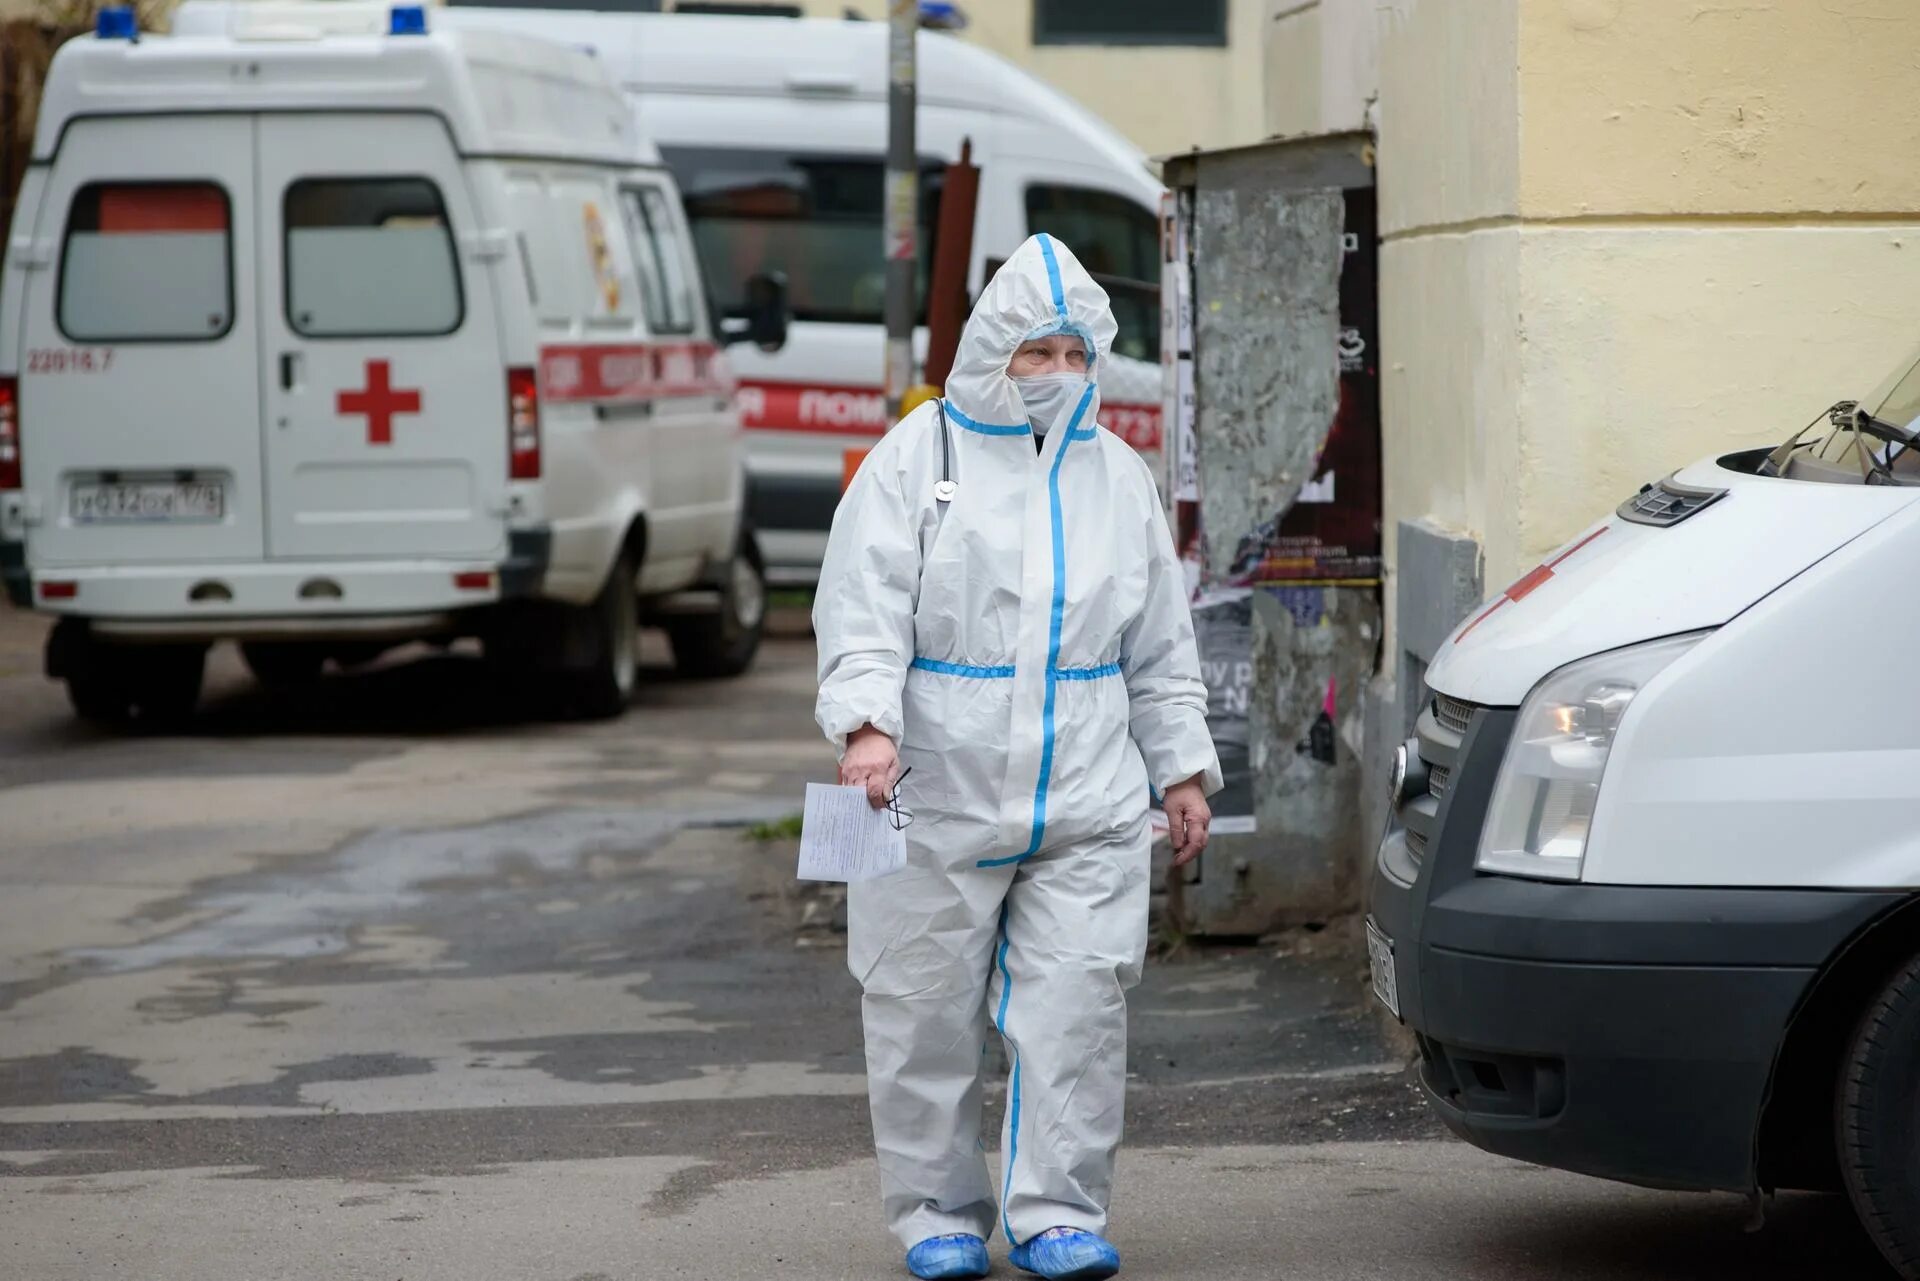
[791,0,1270,157]
[1262,2,1322,141]
[1377,0,1920,632]
[1517,0,1920,219]
[1263,0,1381,140]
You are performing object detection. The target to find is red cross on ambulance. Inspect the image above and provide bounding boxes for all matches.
[336,359,422,446]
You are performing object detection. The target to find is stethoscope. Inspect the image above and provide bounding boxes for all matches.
[933,399,957,505]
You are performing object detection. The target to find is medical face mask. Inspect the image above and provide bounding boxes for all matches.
[1013,371,1087,436]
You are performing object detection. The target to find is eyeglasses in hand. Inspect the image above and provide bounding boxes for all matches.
[886,766,915,832]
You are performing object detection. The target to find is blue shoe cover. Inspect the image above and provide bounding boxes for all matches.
[906,1233,990,1280]
[1009,1227,1121,1281]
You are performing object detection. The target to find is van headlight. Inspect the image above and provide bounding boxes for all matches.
[1478,633,1707,881]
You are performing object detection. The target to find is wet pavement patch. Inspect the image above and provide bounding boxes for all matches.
[65,807,787,978]
[0,1048,154,1108]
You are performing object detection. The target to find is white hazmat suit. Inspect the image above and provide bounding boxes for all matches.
[814,234,1222,1250]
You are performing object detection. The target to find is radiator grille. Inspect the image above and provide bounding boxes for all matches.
[1434,693,1475,735]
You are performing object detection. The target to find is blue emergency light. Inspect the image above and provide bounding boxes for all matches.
[919,0,967,30]
[95,6,138,40]
[389,5,427,35]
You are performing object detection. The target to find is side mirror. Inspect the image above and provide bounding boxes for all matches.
[721,271,790,353]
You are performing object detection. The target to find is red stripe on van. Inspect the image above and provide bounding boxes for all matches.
[539,342,728,404]
[737,382,890,436]
[736,379,1164,451]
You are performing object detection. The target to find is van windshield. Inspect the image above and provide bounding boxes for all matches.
[662,147,940,326]
[1869,350,1920,436]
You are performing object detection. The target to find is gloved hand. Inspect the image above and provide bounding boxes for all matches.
[1162,776,1212,867]
[841,724,901,809]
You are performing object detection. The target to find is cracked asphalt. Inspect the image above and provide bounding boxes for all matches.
[0,607,1893,1279]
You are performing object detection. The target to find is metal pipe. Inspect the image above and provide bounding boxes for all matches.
[883,0,917,421]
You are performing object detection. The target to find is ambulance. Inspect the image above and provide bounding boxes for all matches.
[0,4,786,725]
[1369,362,1920,1276]
[405,4,1168,585]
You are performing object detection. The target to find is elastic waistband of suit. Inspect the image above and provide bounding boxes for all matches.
[909,655,1122,681]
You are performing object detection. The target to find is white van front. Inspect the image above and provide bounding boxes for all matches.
[1369,366,1920,1277]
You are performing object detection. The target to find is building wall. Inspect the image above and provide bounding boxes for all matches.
[1375,0,1920,640]
[781,0,1271,158]
[1263,0,1380,139]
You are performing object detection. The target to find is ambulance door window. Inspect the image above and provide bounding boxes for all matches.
[545,174,636,335]
[284,178,461,337]
[620,184,698,336]
[1024,184,1160,361]
[581,188,641,332]
[660,147,942,326]
[59,182,233,341]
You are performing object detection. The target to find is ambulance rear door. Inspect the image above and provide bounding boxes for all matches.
[18,116,266,567]
[256,113,507,561]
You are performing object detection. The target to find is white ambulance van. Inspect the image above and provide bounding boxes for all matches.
[1369,361,1920,1276]
[400,4,1168,584]
[0,4,787,725]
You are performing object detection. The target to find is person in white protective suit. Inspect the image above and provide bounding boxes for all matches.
[813,234,1222,1281]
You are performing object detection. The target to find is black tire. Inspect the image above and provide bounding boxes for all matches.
[666,535,765,679]
[565,552,639,719]
[65,666,132,725]
[67,644,204,730]
[240,641,328,688]
[1838,951,1920,1281]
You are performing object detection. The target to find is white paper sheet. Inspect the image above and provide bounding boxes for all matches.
[797,782,909,883]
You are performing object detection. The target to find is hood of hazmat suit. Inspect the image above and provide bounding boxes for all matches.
[813,235,1222,1253]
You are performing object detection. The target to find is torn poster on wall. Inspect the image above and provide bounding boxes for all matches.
[1222,187,1382,586]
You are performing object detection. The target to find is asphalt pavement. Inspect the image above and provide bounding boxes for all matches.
[0,607,1895,1279]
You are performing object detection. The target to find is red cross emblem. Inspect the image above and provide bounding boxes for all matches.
[336,359,422,446]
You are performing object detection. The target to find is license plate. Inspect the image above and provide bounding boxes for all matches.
[1366,917,1400,1019]
[70,480,224,524]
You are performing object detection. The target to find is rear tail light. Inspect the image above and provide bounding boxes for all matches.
[507,366,540,480]
[0,377,19,490]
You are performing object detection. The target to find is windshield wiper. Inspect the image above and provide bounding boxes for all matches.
[1845,401,1920,446]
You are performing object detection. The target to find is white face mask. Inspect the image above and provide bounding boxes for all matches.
[1013,371,1086,436]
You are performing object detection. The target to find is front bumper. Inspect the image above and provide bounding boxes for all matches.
[5,528,551,637]
[1370,700,1905,1192]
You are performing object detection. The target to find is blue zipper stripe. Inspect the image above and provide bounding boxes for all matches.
[978,383,1097,871]
[942,399,1029,437]
[909,656,1016,679]
[1037,234,1067,319]
[994,904,1022,1246]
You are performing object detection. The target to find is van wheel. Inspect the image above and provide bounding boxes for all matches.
[67,644,205,729]
[1838,951,1920,1281]
[65,667,132,726]
[566,552,639,719]
[666,537,765,679]
[241,642,327,688]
